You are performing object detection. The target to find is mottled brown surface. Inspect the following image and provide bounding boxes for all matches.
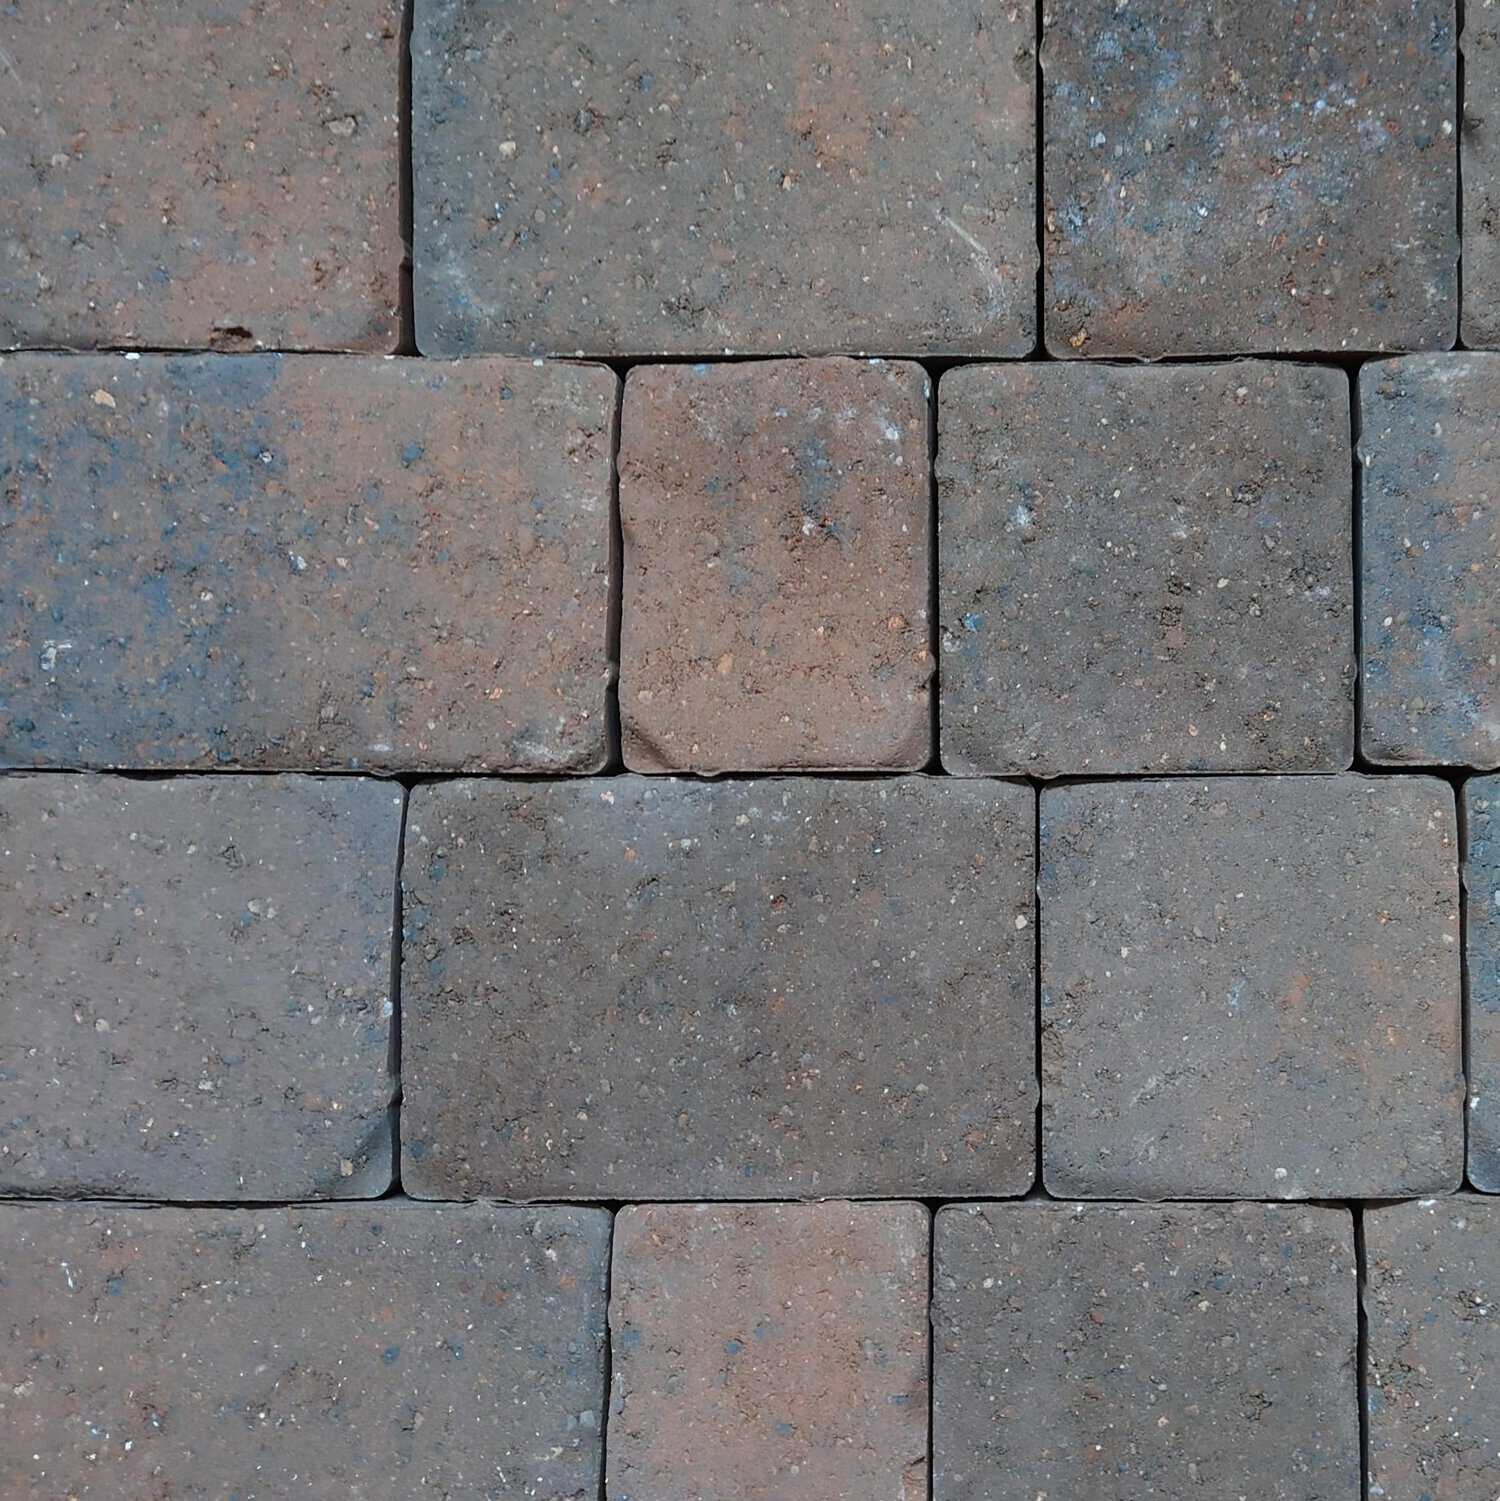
[609,1202,929,1501]
[1464,15,1500,346]
[620,360,931,772]
[1465,777,1500,1190]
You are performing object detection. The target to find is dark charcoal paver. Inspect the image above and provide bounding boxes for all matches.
[0,1,402,352]
[620,360,931,773]
[1366,1197,1500,1500]
[1043,0,1458,357]
[0,354,615,772]
[1464,15,1500,347]
[609,1201,928,1501]
[1467,777,1500,1190]
[934,1202,1359,1501]
[1360,355,1500,770]
[0,1200,609,1499]
[413,0,1036,357]
[402,777,1036,1201]
[0,775,402,1200]
[1040,775,1463,1199]
[939,361,1354,776]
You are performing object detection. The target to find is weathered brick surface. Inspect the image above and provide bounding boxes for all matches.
[0,774,401,1200]
[0,1,402,353]
[1360,355,1500,770]
[1466,776,1500,1190]
[620,360,931,773]
[402,776,1035,1201]
[938,361,1354,776]
[609,1201,928,1501]
[1040,776,1463,1199]
[0,1200,610,1499]
[934,1202,1359,1501]
[1042,0,1458,358]
[0,354,615,772]
[1366,1197,1500,1500]
[412,0,1035,357]
[1463,16,1500,347]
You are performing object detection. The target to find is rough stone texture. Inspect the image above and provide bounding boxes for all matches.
[1466,776,1500,1190]
[609,1201,929,1501]
[0,774,401,1200]
[934,1202,1359,1501]
[413,0,1036,357]
[1360,355,1500,770]
[0,1,402,353]
[402,776,1035,1201]
[0,1200,610,1500]
[938,361,1354,776]
[620,360,931,773]
[1040,775,1463,1199]
[1042,0,1458,358]
[1464,15,1500,347]
[0,354,615,772]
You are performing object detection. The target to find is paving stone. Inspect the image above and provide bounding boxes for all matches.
[1042,0,1458,357]
[1360,355,1500,770]
[0,354,615,772]
[938,361,1354,776]
[619,360,931,773]
[1466,776,1500,1190]
[0,774,401,1200]
[0,1,402,353]
[413,0,1035,358]
[0,1200,610,1499]
[934,1201,1359,1501]
[1040,775,1463,1199]
[1463,16,1500,347]
[402,776,1035,1201]
[609,1201,928,1501]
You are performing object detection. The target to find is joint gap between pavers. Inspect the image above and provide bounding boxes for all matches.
[1458,0,1468,350]
[387,786,410,1194]
[924,354,942,774]
[1032,0,1048,360]
[395,0,417,356]
[925,1197,937,1501]
[604,372,625,772]
[596,1207,616,1501]
[1032,782,1044,1195]
[0,1184,413,1211]
[1351,365,1366,772]
[1458,779,1475,1189]
[1354,1203,1371,1501]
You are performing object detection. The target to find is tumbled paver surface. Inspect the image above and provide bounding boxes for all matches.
[0,1,402,352]
[939,361,1354,776]
[620,360,931,772]
[1043,0,1458,357]
[413,0,1035,357]
[0,1200,609,1500]
[1464,14,1500,347]
[0,354,615,771]
[934,1202,1359,1501]
[402,777,1035,1201]
[1040,776,1463,1199]
[1466,777,1500,1190]
[0,774,402,1200]
[609,1202,928,1501]
[1366,1197,1500,1501]
[1360,355,1500,769]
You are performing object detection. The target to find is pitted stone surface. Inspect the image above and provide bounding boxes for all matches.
[1463,15,1500,347]
[938,361,1354,776]
[1466,777,1500,1190]
[0,354,615,772]
[1040,775,1463,1199]
[401,777,1036,1201]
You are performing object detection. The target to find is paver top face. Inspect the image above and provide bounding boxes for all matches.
[1467,776,1500,1190]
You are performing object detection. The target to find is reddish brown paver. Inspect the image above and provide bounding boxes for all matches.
[0,354,615,772]
[1040,775,1464,1200]
[619,360,931,773]
[1043,0,1458,358]
[1465,777,1500,1191]
[609,1201,929,1501]
[0,1200,610,1500]
[0,1,403,353]
[938,361,1354,776]
[1464,15,1500,347]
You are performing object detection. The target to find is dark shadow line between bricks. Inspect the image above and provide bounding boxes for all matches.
[396,0,417,356]
[925,1197,937,1501]
[1354,1203,1371,1501]
[604,371,626,771]
[387,784,410,1193]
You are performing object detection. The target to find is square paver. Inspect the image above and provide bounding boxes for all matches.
[939,361,1354,776]
[934,1202,1359,1501]
[1360,355,1500,770]
[1040,775,1463,1199]
[1463,15,1500,347]
[619,360,931,772]
[1042,0,1458,357]
[413,0,1036,357]
[1466,776,1500,1190]
[609,1201,929,1501]
[0,1201,610,1499]
[0,1,403,352]
[401,776,1036,1201]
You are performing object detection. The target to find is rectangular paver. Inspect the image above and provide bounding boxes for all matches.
[0,354,615,772]
[1464,14,1500,347]
[934,1202,1359,1501]
[0,1200,610,1500]
[402,777,1036,1201]
[609,1201,928,1501]
[1040,775,1463,1199]
[1466,776,1500,1191]
[939,361,1354,776]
